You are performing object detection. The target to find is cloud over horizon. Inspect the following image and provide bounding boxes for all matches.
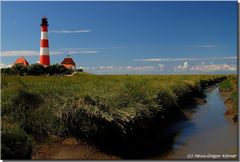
[0,63,12,69]
[1,49,98,57]
[81,62,236,74]
[134,56,237,62]
[175,61,189,71]
[190,64,236,72]
[82,65,165,74]
[49,29,91,34]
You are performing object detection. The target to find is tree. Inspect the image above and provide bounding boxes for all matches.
[1,63,74,76]
[28,64,45,75]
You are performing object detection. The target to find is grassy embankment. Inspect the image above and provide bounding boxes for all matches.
[219,75,238,123]
[1,74,227,159]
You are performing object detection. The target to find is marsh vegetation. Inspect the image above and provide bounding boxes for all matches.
[1,74,228,159]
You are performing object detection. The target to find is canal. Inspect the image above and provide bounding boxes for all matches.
[157,86,238,160]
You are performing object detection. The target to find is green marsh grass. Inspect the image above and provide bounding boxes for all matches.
[1,74,227,158]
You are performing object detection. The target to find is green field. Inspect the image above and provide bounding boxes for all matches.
[1,74,227,159]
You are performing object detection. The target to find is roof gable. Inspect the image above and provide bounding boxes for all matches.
[61,58,76,66]
[14,57,29,66]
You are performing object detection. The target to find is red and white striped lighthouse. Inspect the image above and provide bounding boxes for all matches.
[39,16,50,66]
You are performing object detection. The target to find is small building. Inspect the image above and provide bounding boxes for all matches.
[61,56,76,70]
[14,57,29,66]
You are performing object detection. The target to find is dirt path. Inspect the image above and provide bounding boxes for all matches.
[32,137,120,160]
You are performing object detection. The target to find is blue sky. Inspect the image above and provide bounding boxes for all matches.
[1,1,237,74]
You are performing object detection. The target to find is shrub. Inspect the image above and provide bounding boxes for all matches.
[28,64,45,75]
[1,64,74,76]
[1,120,32,160]
[1,68,13,75]
[45,64,73,75]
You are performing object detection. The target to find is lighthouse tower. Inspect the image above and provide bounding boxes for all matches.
[39,16,50,66]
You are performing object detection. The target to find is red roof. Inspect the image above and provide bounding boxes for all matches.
[14,57,29,66]
[61,57,76,69]
[61,57,76,66]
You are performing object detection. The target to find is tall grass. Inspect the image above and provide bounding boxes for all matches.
[1,74,227,158]
[220,75,238,111]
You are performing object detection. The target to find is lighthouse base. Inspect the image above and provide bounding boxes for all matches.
[40,55,50,66]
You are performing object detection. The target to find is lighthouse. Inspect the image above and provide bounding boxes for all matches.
[39,16,50,66]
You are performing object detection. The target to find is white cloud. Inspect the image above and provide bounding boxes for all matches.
[67,50,98,54]
[158,64,165,71]
[50,51,65,55]
[83,65,163,72]
[82,62,236,74]
[175,61,236,72]
[175,61,189,71]
[111,46,126,49]
[0,63,12,68]
[190,64,236,72]
[81,64,166,74]
[134,56,237,62]
[135,58,163,62]
[1,50,39,57]
[1,49,98,57]
[49,29,91,33]
[99,66,114,70]
[126,66,156,71]
[60,47,105,50]
[193,44,215,48]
